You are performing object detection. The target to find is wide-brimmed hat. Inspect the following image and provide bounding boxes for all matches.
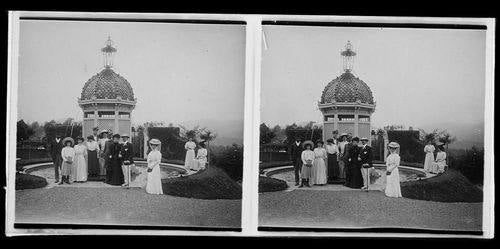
[75,136,84,142]
[112,134,121,139]
[302,140,314,149]
[149,138,161,145]
[388,142,400,148]
[326,138,334,143]
[99,129,109,134]
[121,133,130,138]
[339,133,348,137]
[435,141,445,146]
[360,137,369,141]
[92,126,99,131]
[62,137,74,146]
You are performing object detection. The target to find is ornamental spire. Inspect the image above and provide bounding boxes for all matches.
[101,36,117,68]
[341,41,356,72]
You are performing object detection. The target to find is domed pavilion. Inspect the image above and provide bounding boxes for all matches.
[318,41,376,143]
[78,37,137,138]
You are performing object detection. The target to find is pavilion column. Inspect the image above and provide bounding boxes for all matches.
[93,109,98,128]
[354,113,359,137]
[114,108,119,135]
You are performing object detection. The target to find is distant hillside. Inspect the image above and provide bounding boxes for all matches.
[416,121,484,150]
[177,119,244,146]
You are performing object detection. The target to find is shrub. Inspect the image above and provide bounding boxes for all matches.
[212,144,243,181]
[387,130,424,163]
[162,166,241,199]
[147,127,185,160]
[16,172,48,190]
[259,176,288,193]
[448,147,484,185]
[401,169,482,203]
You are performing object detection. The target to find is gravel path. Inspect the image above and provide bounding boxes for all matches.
[16,187,241,228]
[259,189,482,231]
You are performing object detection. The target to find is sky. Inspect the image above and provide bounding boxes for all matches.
[17,20,245,128]
[260,25,486,129]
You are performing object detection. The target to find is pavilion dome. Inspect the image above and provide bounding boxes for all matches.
[80,66,135,101]
[320,71,374,105]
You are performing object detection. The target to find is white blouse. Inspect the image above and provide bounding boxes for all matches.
[325,144,339,154]
[424,144,435,154]
[61,146,75,162]
[301,150,315,165]
[313,147,327,159]
[339,141,348,155]
[435,151,447,163]
[386,153,401,172]
[74,144,87,156]
[147,150,162,169]
[86,141,99,151]
[197,148,208,159]
[185,141,196,150]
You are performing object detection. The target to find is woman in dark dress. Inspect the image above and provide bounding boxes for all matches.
[344,137,364,188]
[86,135,100,177]
[105,134,124,186]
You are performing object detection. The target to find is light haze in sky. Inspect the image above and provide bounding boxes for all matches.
[261,25,486,129]
[17,20,245,127]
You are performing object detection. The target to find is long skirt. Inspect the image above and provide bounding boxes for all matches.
[197,158,207,170]
[73,154,87,182]
[345,163,363,188]
[87,150,99,177]
[146,165,163,194]
[338,160,346,179]
[99,157,106,176]
[423,153,435,172]
[105,160,124,185]
[61,161,72,176]
[300,163,313,179]
[385,168,402,197]
[184,149,196,170]
[313,158,327,185]
[327,153,339,182]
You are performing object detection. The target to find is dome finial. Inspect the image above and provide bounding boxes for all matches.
[341,40,356,72]
[101,36,117,68]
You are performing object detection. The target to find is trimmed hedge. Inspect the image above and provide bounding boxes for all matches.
[387,130,424,164]
[16,172,48,190]
[401,169,482,203]
[162,166,242,199]
[259,176,288,193]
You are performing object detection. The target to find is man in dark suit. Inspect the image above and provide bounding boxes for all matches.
[290,137,303,186]
[120,134,134,187]
[48,134,64,183]
[360,137,374,190]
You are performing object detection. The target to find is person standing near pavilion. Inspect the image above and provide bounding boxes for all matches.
[337,133,348,181]
[49,134,64,184]
[299,140,315,188]
[344,137,363,189]
[385,142,402,198]
[359,137,374,190]
[105,134,124,186]
[312,140,328,185]
[325,138,340,183]
[423,140,435,173]
[184,137,197,171]
[60,137,75,185]
[98,130,110,177]
[72,137,88,183]
[120,133,134,187]
[146,138,163,195]
[91,127,99,143]
[290,137,303,186]
[86,135,100,178]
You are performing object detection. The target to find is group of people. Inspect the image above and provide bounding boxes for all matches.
[423,141,448,174]
[183,137,208,171]
[290,133,402,198]
[49,127,135,187]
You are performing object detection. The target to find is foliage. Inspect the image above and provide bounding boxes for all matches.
[260,123,276,145]
[211,144,243,181]
[448,146,484,185]
[259,176,288,192]
[401,169,482,203]
[147,126,185,160]
[387,130,424,163]
[162,166,241,199]
[17,120,34,142]
[43,120,82,142]
[16,172,48,190]
[284,123,323,145]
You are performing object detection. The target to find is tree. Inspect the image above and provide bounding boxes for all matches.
[260,123,275,145]
[17,119,33,142]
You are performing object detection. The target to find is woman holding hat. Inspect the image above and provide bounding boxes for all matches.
[312,140,328,185]
[385,142,402,198]
[146,138,163,194]
[299,140,315,187]
[73,137,88,182]
[60,137,75,185]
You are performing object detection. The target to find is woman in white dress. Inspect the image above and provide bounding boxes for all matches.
[184,137,197,171]
[385,142,402,198]
[146,138,163,195]
[434,145,447,174]
[196,141,208,170]
[73,137,88,182]
[60,137,75,185]
[423,141,435,173]
[312,140,328,185]
[299,141,315,188]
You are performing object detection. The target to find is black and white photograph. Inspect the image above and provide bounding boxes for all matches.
[9,16,245,230]
[258,23,491,234]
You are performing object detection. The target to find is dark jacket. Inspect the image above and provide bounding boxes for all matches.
[290,142,303,162]
[106,142,123,166]
[120,141,134,164]
[344,143,361,168]
[49,138,64,159]
[360,145,373,168]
